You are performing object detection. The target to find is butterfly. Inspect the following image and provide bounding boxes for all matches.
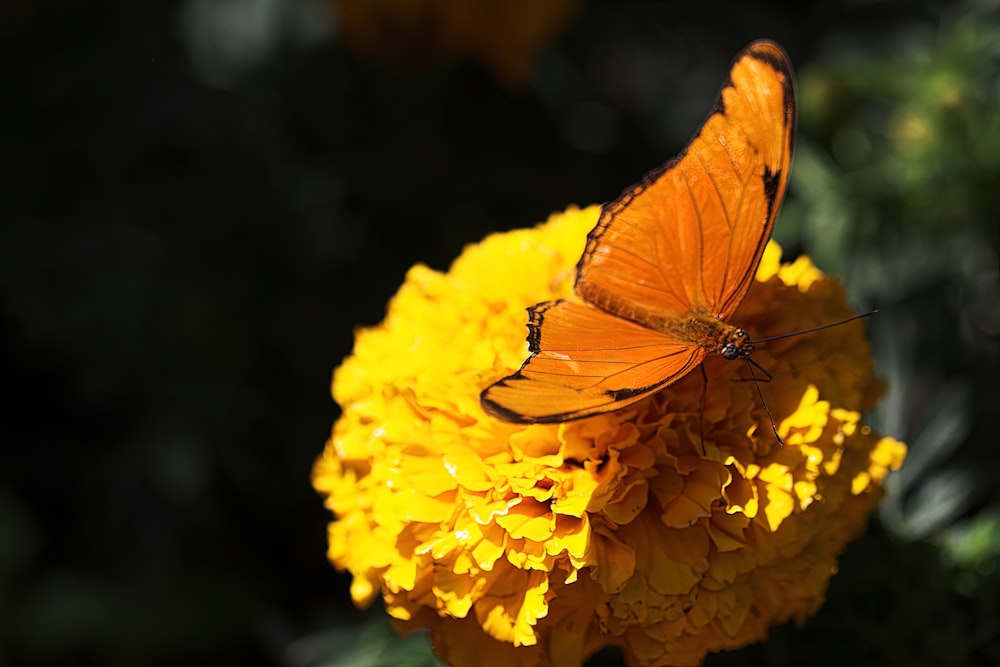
[480,40,796,424]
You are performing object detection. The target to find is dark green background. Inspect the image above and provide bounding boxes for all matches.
[3,1,998,665]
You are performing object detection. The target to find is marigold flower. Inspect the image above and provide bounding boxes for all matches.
[312,205,906,666]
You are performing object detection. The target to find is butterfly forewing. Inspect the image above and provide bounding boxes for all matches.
[481,40,796,424]
[577,41,795,322]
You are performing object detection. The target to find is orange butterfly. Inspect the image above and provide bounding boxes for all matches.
[480,40,796,423]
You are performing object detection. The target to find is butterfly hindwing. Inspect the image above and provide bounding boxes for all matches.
[480,300,705,423]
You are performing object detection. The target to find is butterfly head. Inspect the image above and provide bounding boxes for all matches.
[720,328,753,360]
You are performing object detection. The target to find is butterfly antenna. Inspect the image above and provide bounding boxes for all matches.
[741,309,877,447]
[750,309,878,345]
[744,357,784,446]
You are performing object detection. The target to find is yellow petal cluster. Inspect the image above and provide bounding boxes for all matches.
[312,205,906,667]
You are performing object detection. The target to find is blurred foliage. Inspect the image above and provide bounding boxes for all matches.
[283,610,442,667]
[1,0,998,665]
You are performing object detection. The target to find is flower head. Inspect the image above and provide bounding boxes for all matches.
[334,0,581,86]
[312,205,906,666]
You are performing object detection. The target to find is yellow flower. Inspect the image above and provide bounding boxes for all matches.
[334,0,580,86]
[312,205,906,667]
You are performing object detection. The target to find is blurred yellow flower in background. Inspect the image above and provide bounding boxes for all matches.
[312,205,906,666]
[334,0,580,86]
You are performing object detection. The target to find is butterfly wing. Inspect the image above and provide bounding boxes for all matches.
[480,41,796,424]
[576,40,796,323]
[480,300,706,423]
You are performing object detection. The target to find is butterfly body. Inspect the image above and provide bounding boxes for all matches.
[575,280,752,358]
[481,40,795,424]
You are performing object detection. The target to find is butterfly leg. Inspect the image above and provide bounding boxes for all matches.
[697,365,709,456]
[743,357,784,446]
